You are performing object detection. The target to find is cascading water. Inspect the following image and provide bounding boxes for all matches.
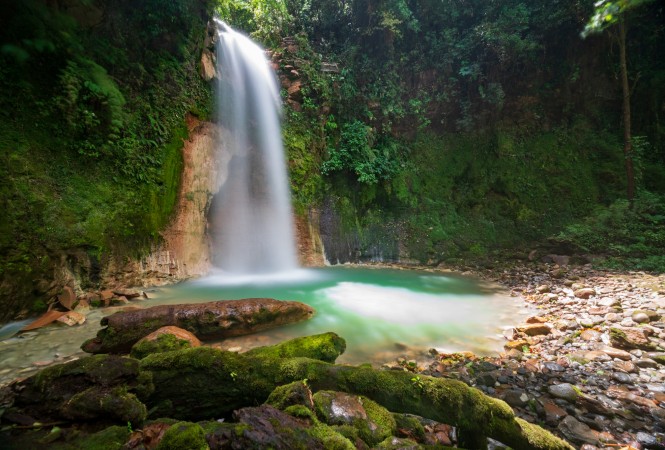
[210,20,298,274]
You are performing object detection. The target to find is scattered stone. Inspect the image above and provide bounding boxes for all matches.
[632,311,651,324]
[635,358,659,369]
[598,298,620,307]
[611,372,632,384]
[504,340,529,351]
[536,285,550,294]
[503,327,518,340]
[517,323,552,336]
[574,288,596,299]
[557,416,600,446]
[614,361,638,373]
[113,289,141,300]
[601,346,632,361]
[55,311,86,327]
[543,401,567,425]
[610,327,657,351]
[584,351,611,362]
[548,383,579,402]
[526,316,548,324]
[636,432,658,448]
[580,329,601,341]
[501,389,528,407]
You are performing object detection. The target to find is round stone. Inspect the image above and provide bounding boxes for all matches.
[548,383,579,402]
[631,312,650,324]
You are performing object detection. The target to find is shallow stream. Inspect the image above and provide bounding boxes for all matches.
[0,266,530,386]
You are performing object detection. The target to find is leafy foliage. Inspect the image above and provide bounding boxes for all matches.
[582,0,655,36]
[553,192,665,271]
[322,120,401,184]
[0,0,211,309]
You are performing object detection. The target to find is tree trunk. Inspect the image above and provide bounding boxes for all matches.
[619,19,636,204]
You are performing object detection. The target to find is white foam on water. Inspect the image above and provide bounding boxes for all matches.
[193,268,325,287]
[318,282,502,326]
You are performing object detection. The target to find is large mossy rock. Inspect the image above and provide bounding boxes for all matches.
[139,333,571,450]
[82,298,315,354]
[2,332,571,450]
[139,332,346,420]
[3,355,152,426]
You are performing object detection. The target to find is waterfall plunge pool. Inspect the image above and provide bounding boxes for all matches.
[0,266,531,385]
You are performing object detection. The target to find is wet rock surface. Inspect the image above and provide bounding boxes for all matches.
[82,298,315,354]
[415,262,665,449]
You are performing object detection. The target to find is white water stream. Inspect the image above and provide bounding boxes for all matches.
[210,20,298,274]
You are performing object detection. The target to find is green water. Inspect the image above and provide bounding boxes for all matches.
[146,266,529,364]
[0,267,528,385]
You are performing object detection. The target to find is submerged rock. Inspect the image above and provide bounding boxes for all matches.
[82,298,315,354]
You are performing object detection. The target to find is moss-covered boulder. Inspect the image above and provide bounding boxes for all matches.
[609,327,659,351]
[245,331,346,363]
[82,299,315,354]
[61,386,146,425]
[139,333,345,420]
[131,326,201,359]
[313,391,396,446]
[156,421,208,450]
[3,355,152,426]
[136,332,572,449]
[204,405,349,450]
[266,380,315,411]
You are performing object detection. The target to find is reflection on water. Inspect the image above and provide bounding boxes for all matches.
[0,267,530,385]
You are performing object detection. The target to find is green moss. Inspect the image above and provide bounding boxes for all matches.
[313,391,395,446]
[139,347,275,419]
[360,396,396,443]
[63,386,147,425]
[32,354,141,392]
[393,414,426,442]
[284,404,318,421]
[307,423,357,450]
[70,425,131,450]
[374,437,421,449]
[135,334,572,449]
[246,332,346,363]
[266,380,314,411]
[155,422,208,450]
[130,333,194,359]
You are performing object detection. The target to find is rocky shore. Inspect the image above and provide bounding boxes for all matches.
[413,261,665,449]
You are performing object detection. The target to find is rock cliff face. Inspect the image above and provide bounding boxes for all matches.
[138,115,222,283]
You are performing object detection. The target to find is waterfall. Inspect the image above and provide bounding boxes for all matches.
[210,20,298,274]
